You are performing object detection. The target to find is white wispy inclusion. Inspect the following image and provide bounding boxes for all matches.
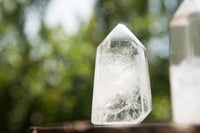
[91,24,152,125]
[170,58,200,124]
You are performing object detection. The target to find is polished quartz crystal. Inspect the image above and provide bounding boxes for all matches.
[169,0,200,124]
[91,24,152,125]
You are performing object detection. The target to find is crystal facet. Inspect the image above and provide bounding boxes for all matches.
[91,24,152,125]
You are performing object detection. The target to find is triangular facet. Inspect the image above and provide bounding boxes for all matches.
[101,24,145,49]
[173,0,199,19]
[106,24,135,41]
[170,0,200,26]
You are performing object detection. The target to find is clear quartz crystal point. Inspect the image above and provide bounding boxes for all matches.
[170,0,200,125]
[91,24,152,125]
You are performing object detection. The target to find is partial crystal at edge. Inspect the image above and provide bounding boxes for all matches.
[169,0,200,125]
[91,24,152,125]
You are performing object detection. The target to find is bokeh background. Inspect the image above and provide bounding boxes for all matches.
[0,0,182,133]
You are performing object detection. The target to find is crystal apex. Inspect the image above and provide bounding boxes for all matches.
[100,23,145,49]
[172,0,199,20]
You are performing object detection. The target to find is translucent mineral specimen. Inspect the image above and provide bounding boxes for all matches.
[91,24,152,125]
[169,0,200,124]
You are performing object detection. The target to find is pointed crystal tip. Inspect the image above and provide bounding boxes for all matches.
[99,23,145,49]
[170,0,200,26]
[106,23,135,41]
[173,0,199,19]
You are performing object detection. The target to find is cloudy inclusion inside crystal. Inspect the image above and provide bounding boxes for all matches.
[170,58,200,124]
[91,24,152,125]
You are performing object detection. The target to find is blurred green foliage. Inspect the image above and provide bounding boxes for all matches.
[0,0,181,133]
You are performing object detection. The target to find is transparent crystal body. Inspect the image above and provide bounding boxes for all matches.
[169,0,200,124]
[91,24,152,125]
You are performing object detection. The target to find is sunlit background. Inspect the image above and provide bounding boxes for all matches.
[0,0,184,133]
